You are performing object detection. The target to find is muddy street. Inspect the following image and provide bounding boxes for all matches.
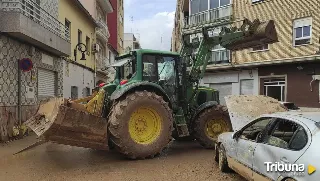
[0,135,244,181]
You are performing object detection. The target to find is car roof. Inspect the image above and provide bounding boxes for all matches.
[261,111,320,122]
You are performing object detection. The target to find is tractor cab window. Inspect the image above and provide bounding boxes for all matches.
[142,55,158,82]
[142,54,177,83]
[117,58,136,80]
[158,56,176,84]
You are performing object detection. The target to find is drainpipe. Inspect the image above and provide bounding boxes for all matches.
[17,59,22,136]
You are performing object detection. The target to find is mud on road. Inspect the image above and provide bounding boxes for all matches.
[0,135,245,181]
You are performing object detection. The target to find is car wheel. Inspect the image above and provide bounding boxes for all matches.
[214,143,219,163]
[218,144,231,172]
[284,178,296,181]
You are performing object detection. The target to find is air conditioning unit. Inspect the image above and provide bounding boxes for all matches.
[92,43,100,53]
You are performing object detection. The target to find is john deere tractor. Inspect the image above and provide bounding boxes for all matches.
[25,18,278,159]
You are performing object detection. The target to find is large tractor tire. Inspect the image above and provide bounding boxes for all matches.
[108,90,173,159]
[193,105,232,149]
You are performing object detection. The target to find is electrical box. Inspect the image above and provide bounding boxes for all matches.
[26,86,35,99]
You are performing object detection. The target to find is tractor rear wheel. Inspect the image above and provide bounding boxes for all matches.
[193,105,232,149]
[108,90,173,159]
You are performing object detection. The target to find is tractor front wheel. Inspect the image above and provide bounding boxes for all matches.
[193,105,232,149]
[108,90,173,159]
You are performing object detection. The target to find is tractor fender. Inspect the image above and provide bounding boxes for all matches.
[192,101,219,121]
[110,81,172,108]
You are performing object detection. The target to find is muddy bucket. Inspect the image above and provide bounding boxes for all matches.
[25,98,109,150]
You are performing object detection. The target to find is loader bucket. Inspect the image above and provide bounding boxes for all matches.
[24,97,109,150]
[225,95,288,131]
[224,19,278,51]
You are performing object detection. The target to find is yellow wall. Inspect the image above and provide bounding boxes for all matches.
[59,0,97,69]
[232,0,320,64]
[118,0,124,54]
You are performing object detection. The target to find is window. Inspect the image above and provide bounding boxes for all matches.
[240,117,273,142]
[266,119,308,150]
[71,86,78,99]
[252,44,269,52]
[191,0,231,15]
[86,36,90,54]
[83,87,90,97]
[78,30,82,44]
[252,0,264,3]
[65,19,71,40]
[293,17,312,46]
[263,78,286,101]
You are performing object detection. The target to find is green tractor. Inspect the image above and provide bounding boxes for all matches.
[24,18,278,159]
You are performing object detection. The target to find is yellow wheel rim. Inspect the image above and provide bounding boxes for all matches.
[129,106,162,144]
[205,118,229,140]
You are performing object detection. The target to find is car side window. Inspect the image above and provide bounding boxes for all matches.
[266,118,308,150]
[288,126,308,150]
[239,117,273,142]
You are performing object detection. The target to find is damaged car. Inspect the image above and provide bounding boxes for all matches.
[214,111,320,181]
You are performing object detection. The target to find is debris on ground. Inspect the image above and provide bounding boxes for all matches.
[225,95,287,131]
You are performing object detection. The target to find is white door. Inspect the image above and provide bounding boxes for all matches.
[240,79,254,95]
[210,83,232,105]
[38,68,55,97]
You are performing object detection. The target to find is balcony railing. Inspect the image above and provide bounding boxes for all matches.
[96,20,109,41]
[0,0,70,42]
[184,5,232,28]
[209,49,230,64]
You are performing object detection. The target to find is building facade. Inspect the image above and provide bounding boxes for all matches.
[79,0,113,84]
[124,33,141,53]
[173,0,320,108]
[106,0,124,82]
[0,0,70,140]
[58,0,99,99]
[231,0,320,108]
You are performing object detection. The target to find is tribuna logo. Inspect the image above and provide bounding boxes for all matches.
[264,162,305,175]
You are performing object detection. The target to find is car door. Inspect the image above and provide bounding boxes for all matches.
[232,117,275,181]
[253,118,311,180]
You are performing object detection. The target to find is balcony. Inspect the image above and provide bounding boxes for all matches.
[184,5,232,29]
[96,20,109,43]
[0,0,71,56]
[208,49,230,65]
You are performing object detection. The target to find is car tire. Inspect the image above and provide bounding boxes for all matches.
[284,178,296,181]
[214,143,219,163]
[218,144,231,173]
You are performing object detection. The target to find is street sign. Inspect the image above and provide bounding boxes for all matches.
[19,58,33,72]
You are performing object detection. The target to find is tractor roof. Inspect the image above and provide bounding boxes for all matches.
[116,49,180,60]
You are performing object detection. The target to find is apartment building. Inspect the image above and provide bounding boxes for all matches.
[79,0,113,84]
[0,0,70,140]
[106,0,124,82]
[230,0,320,108]
[59,0,99,100]
[173,0,234,105]
[124,33,141,52]
[174,0,320,108]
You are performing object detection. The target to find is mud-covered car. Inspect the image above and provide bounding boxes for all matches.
[214,111,320,181]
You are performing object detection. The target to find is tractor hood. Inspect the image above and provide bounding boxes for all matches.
[225,95,288,131]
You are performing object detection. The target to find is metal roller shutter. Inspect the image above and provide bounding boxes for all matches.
[38,69,55,97]
[240,79,254,95]
[210,83,232,106]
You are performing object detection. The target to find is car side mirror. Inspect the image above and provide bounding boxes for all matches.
[232,132,239,140]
